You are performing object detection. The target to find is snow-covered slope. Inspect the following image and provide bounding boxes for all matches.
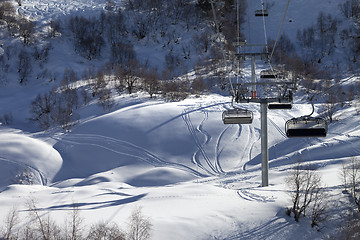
[0,128,62,189]
[0,0,359,239]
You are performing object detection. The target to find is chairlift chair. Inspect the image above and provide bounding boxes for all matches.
[268,102,292,110]
[260,70,278,79]
[255,9,268,17]
[222,108,253,124]
[285,116,327,137]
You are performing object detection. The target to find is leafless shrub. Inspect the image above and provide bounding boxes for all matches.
[310,187,328,228]
[17,49,32,84]
[87,222,125,240]
[0,112,13,125]
[49,19,61,38]
[286,161,327,224]
[340,158,360,212]
[13,167,35,185]
[64,205,84,240]
[161,80,189,101]
[322,97,337,123]
[127,207,152,240]
[192,75,207,94]
[142,68,159,98]
[98,88,114,111]
[18,17,35,45]
[26,198,62,240]
[1,206,19,240]
[0,1,15,21]
[337,216,360,240]
[356,101,360,115]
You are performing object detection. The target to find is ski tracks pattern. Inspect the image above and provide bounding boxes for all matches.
[182,111,218,175]
[53,133,205,177]
[0,156,47,185]
[237,188,275,203]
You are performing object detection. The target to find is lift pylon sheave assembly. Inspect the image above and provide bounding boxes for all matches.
[229,57,295,187]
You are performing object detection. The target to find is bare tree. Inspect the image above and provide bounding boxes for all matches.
[142,68,159,98]
[64,205,83,240]
[19,17,35,45]
[116,60,140,94]
[49,19,61,38]
[30,91,56,129]
[286,161,325,222]
[26,198,62,240]
[340,162,350,192]
[17,49,32,84]
[310,187,328,228]
[0,1,15,21]
[346,158,360,211]
[322,94,337,123]
[98,88,114,111]
[127,207,152,240]
[2,206,19,240]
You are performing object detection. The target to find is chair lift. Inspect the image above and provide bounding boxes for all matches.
[222,108,253,124]
[268,90,293,110]
[285,101,327,137]
[268,102,292,109]
[255,9,268,17]
[260,69,278,79]
[285,116,327,137]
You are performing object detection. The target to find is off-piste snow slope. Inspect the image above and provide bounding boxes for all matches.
[0,0,359,239]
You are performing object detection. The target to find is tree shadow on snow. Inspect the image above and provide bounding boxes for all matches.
[30,193,147,212]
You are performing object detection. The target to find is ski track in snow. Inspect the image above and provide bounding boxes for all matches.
[0,156,46,185]
[238,124,254,170]
[182,110,218,176]
[53,133,205,177]
[268,118,287,139]
[237,188,275,203]
[244,125,261,170]
[215,124,231,174]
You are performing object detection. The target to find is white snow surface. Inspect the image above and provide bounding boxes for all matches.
[1,90,359,239]
[0,0,359,239]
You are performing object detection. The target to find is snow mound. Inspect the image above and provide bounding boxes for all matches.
[0,129,62,190]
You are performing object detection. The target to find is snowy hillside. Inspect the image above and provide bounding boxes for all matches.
[1,0,360,239]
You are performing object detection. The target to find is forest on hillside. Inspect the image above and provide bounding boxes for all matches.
[0,0,359,129]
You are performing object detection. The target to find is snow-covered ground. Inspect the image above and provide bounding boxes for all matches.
[1,0,359,239]
[1,87,360,239]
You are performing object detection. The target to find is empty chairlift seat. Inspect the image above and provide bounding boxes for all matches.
[222,108,253,124]
[260,70,278,79]
[285,116,328,137]
[268,102,292,110]
[255,9,268,17]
